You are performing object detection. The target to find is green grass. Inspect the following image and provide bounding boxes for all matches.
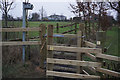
[4,21,75,39]
[105,27,119,57]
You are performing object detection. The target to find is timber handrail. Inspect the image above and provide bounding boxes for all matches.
[0,27,41,32]
[47,45,102,54]
[56,23,76,28]
[96,53,120,62]
[47,58,102,68]
[62,28,79,34]
[1,41,41,46]
[96,68,120,77]
[84,41,96,48]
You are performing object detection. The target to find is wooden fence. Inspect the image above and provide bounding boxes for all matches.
[0,23,120,79]
[56,23,78,34]
[0,24,46,68]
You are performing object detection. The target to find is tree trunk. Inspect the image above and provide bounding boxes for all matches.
[4,1,8,41]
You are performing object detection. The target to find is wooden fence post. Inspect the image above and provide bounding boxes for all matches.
[47,25,54,73]
[56,23,59,43]
[39,24,46,69]
[96,31,106,77]
[75,23,77,34]
[56,23,59,33]
[77,28,83,74]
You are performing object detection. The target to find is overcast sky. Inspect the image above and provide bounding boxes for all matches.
[1,0,76,20]
[0,0,118,20]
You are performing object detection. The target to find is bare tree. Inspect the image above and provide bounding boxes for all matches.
[109,1,120,25]
[70,1,111,41]
[0,0,15,41]
[0,0,15,27]
[70,1,93,39]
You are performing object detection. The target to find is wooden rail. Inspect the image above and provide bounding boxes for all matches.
[56,23,75,28]
[62,28,78,34]
[47,58,102,68]
[85,53,97,61]
[54,33,76,38]
[9,34,77,41]
[84,41,96,48]
[96,68,120,77]
[47,45,102,54]
[0,27,41,32]
[47,70,100,79]
[96,53,120,61]
[1,41,41,46]
[83,67,97,75]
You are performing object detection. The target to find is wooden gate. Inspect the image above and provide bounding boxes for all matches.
[46,24,120,79]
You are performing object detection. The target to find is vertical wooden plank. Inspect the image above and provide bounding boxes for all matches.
[56,23,59,43]
[77,24,85,74]
[39,24,46,69]
[77,29,83,74]
[47,25,54,71]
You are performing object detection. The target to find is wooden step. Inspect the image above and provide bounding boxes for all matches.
[46,70,100,79]
[47,58,101,68]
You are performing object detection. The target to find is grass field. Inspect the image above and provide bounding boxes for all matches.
[105,27,119,57]
[5,21,79,38]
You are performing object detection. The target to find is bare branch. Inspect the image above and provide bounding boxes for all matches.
[109,2,120,13]
[7,1,14,12]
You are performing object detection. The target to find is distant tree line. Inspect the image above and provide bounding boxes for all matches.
[69,1,120,40]
[2,13,70,21]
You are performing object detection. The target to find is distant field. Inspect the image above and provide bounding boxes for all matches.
[6,21,73,27]
[5,21,79,37]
